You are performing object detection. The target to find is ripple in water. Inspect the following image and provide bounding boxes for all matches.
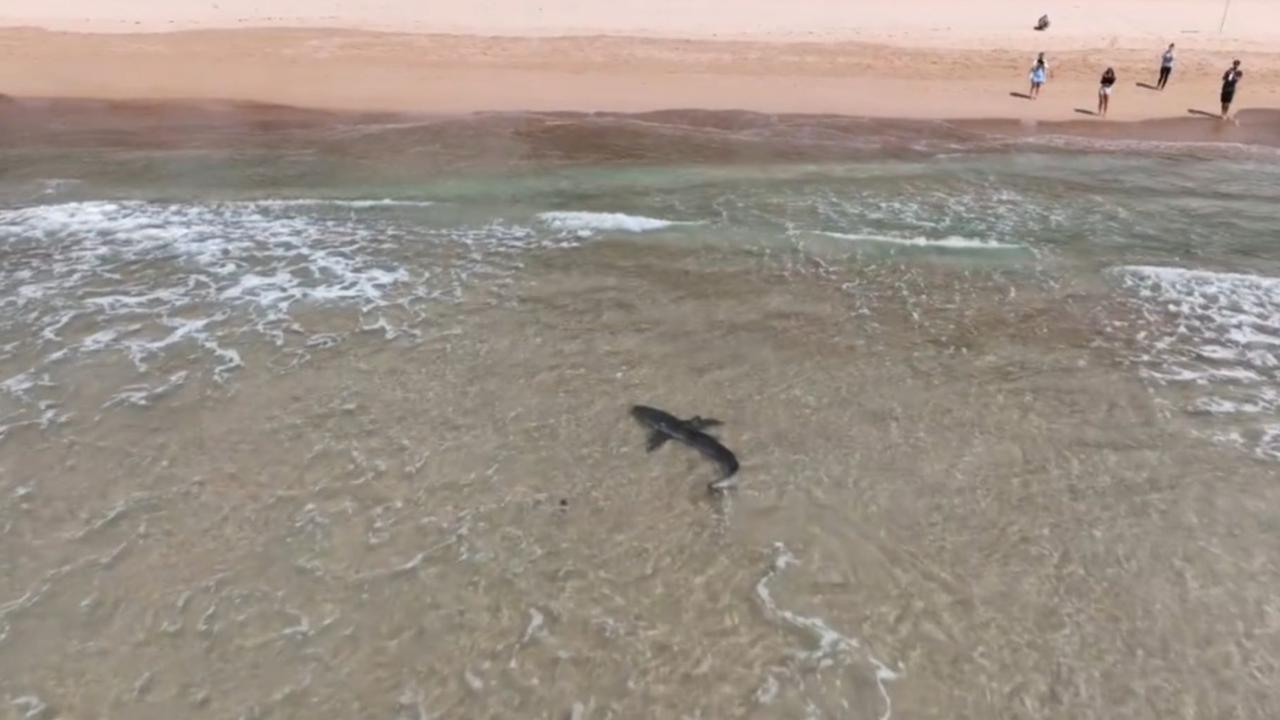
[1111,265,1280,461]
[0,200,573,439]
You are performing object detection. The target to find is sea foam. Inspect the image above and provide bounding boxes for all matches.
[1112,265,1280,461]
[0,200,561,436]
[817,231,1024,250]
[538,211,692,234]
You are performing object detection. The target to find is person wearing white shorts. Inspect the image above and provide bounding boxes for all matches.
[1098,67,1117,116]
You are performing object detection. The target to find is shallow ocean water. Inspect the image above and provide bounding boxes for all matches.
[1,107,1279,719]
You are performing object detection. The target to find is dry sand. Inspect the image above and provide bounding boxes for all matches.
[6,0,1280,48]
[1,1,1278,123]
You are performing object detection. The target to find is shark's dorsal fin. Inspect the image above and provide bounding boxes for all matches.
[687,416,723,430]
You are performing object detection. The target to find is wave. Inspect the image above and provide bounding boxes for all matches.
[0,200,570,437]
[0,199,434,240]
[999,134,1280,161]
[817,231,1024,250]
[1110,265,1280,462]
[243,199,435,209]
[1114,266,1280,356]
[1117,264,1280,290]
[538,211,693,234]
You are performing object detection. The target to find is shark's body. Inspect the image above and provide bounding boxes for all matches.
[630,405,739,489]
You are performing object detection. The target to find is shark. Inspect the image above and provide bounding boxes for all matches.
[630,405,739,490]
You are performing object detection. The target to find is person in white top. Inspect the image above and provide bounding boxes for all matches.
[1028,53,1049,98]
[1157,43,1175,90]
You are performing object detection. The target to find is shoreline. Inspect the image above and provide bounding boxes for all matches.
[4,96,1280,151]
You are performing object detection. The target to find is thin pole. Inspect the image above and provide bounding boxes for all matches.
[1219,0,1232,33]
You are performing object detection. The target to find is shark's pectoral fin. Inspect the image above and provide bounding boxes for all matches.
[688,416,723,430]
[645,431,671,452]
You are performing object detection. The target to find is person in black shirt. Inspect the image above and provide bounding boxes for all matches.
[1097,68,1117,116]
[1221,60,1243,118]
[1157,44,1175,90]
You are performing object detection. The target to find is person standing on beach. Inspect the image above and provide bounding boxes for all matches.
[1221,60,1243,118]
[1029,53,1049,98]
[1098,67,1117,116]
[1157,44,1175,90]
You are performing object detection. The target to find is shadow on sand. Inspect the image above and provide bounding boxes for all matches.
[1136,82,1161,91]
[1010,92,1034,100]
[1074,108,1098,116]
[1187,108,1222,119]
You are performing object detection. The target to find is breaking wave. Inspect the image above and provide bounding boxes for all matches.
[817,231,1025,251]
[538,211,694,234]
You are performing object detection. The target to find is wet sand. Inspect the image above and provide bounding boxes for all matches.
[4,98,1280,157]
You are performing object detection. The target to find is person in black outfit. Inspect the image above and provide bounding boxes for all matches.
[1098,68,1117,116]
[1221,60,1243,118]
[1157,44,1175,90]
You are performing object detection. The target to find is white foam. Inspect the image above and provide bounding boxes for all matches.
[1118,265,1280,292]
[10,696,48,720]
[1112,265,1280,462]
[0,200,565,432]
[1191,388,1280,416]
[818,231,1023,250]
[754,673,781,705]
[755,542,901,720]
[0,371,53,402]
[80,325,140,353]
[1260,425,1280,462]
[102,371,189,410]
[520,607,545,644]
[538,211,691,234]
[244,199,434,209]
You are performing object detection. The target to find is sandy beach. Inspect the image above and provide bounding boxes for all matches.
[2,1,1279,124]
